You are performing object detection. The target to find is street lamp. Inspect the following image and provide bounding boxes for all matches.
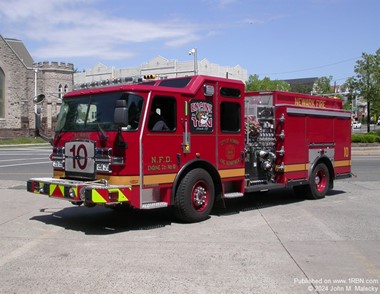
[33,68,40,137]
[188,48,198,75]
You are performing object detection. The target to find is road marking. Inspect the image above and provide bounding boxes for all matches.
[0,153,49,155]
[0,157,48,163]
[0,161,50,168]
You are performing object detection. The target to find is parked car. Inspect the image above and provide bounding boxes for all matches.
[377,118,380,126]
[352,121,362,129]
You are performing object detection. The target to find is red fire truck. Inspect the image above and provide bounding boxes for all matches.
[27,75,352,222]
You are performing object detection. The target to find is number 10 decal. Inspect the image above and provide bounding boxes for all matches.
[65,141,95,174]
[69,143,88,170]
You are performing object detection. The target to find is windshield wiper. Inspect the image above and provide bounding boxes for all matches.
[97,123,108,141]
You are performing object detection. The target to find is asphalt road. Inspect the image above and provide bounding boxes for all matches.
[352,123,380,134]
[0,145,379,182]
[0,146,379,293]
[0,145,52,182]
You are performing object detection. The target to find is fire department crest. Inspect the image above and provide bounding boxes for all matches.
[190,100,213,132]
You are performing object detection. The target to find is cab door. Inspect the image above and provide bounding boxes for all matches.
[186,81,218,166]
[216,84,246,189]
[141,93,182,202]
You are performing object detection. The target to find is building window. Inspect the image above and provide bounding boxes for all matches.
[64,84,68,94]
[0,67,4,118]
[58,84,63,99]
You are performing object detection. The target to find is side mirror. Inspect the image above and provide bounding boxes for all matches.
[33,94,45,104]
[33,93,52,144]
[114,100,128,126]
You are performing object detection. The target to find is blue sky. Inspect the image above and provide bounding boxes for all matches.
[0,0,379,84]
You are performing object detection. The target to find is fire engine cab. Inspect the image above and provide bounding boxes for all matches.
[27,75,352,223]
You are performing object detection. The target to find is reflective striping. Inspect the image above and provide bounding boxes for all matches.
[109,188,129,202]
[91,188,129,203]
[29,178,131,204]
[219,168,245,178]
[275,163,309,173]
[143,173,176,185]
[59,185,65,196]
[103,175,140,186]
[284,164,309,172]
[142,168,246,185]
[49,184,56,196]
[72,187,78,197]
[49,184,65,197]
[276,160,351,173]
[91,190,107,203]
[334,160,351,167]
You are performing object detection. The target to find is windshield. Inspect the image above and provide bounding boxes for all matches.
[55,92,144,132]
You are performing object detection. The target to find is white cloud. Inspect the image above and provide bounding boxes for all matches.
[0,0,202,61]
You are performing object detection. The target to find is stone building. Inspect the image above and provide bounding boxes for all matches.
[74,56,247,88]
[1,37,247,138]
[0,35,74,138]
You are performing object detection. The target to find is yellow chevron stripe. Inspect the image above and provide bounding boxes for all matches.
[59,185,65,196]
[92,190,107,203]
[49,184,56,195]
[109,188,129,202]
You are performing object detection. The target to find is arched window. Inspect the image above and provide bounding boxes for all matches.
[64,84,68,94]
[58,84,63,99]
[0,67,4,118]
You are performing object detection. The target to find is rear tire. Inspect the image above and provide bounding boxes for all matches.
[306,163,330,199]
[174,168,215,223]
[293,163,330,200]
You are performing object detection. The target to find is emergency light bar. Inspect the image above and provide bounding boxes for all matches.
[75,76,143,90]
[143,74,157,79]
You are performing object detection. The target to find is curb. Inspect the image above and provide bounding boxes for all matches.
[351,143,380,155]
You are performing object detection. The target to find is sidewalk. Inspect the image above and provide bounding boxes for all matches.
[351,143,380,155]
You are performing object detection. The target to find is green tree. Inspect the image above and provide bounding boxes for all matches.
[348,49,380,132]
[289,83,313,94]
[246,74,291,91]
[312,76,333,95]
[342,77,358,118]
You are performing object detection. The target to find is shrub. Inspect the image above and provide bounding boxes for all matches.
[352,133,380,143]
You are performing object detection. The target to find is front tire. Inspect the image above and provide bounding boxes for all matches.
[174,168,215,223]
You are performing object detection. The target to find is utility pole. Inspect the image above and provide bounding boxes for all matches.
[366,58,371,133]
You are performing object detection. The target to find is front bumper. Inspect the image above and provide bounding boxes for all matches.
[27,178,131,205]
